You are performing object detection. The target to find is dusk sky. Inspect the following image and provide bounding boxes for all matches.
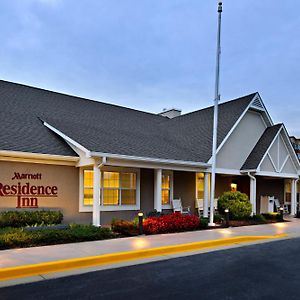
[0,0,299,136]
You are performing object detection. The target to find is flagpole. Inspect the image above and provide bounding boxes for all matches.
[209,2,222,226]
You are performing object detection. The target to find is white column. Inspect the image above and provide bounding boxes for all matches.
[154,169,162,212]
[203,173,209,218]
[291,179,297,216]
[92,163,101,226]
[249,176,257,215]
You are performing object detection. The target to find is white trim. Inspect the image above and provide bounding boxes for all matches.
[105,158,206,172]
[208,95,256,163]
[257,125,283,171]
[0,150,78,165]
[255,171,299,179]
[154,169,162,212]
[267,152,278,172]
[208,93,273,164]
[208,168,242,175]
[250,93,273,125]
[79,167,141,213]
[279,155,290,173]
[91,151,209,168]
[280,127,300,169]
[43,122,91,157]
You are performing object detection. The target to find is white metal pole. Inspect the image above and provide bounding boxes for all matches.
[209,2,223,226]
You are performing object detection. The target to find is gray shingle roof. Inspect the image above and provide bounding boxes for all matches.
[241,124,283,170]
[0,80,256,163]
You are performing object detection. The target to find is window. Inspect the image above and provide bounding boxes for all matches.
[82,169,137,207]
[83,170,93,206]
[102,172,119,205]
[161,171,173,206]
[196,173,210,199]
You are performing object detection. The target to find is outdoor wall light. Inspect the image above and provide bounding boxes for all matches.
[138,212,144,235]
[224,208,229,227]
[279,207,284,222]
[230,183,237,192]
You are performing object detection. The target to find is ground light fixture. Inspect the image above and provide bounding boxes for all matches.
[279,207,284,222]
[138,212,144,235]
[224,208,229,227]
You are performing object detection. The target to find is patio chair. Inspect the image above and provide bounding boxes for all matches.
[196,199,204,217]
[171,198,191,215]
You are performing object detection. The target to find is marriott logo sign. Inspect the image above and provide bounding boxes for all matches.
[0,172,58,208]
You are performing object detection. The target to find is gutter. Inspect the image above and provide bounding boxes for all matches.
[0,150,79,162]
[90,151,210,168]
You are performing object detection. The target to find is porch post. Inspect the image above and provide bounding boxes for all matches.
[203,173,209,218]
[92,162,101,226]
[291,179,297,216]
[154,169,162,212]
[249,177,257,215]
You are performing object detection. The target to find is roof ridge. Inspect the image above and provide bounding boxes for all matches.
[171,92,258,120]
[0,79,167,120]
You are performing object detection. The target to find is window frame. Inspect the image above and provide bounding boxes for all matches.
[79,167,140,212]
[162,170,173,209]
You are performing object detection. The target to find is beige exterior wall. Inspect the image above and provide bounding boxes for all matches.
[0,160,91,224]
[216,111,266,169]
[0,162,157,226]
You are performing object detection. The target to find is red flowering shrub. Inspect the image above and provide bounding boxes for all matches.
[143,213,200,235]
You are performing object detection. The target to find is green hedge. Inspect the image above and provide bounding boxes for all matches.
[0,224,115,250]
[218,191,252,220]
[0,210,63,227]
[111,219,139,236]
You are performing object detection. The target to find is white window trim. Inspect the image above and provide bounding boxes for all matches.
[79,167,140,212]
[162,170,173,210]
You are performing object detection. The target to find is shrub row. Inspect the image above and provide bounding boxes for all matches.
[143,213,200,235]
[0,210,63,227]
[111,219,139,236]
[0,224,115,250]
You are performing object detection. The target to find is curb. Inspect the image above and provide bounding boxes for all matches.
[0,234,287,281]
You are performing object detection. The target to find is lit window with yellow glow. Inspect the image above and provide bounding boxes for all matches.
[162,172,171,205]
[83,170,137,206]
[83,170,94,206]
[196,173,210,199]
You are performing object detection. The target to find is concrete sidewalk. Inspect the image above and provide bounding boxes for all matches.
[0,217,299,287]
[2,218,299,269]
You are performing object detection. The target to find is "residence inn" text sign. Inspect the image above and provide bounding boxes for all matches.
[0,172,58,208]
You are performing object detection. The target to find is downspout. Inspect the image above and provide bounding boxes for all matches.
[98,156,107,169]
[247,172,256,215]
[295,178,299,216]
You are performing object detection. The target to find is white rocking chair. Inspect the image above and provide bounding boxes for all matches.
[171,198,191,215]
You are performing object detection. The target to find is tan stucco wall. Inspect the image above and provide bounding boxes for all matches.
[0,160,91,224]
[216,111,266,170]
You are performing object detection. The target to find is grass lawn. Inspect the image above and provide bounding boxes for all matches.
[0,224,116,250]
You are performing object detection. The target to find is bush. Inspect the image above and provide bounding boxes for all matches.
[143,213,199,235]
[213,214,224,223]
[111,219,139,236]
[262,213,280,221]
[0,210,63,228]
[218,191,252,220]
[199,217,209,229]
[146,210,164,218]
[250,214,267,224]
[0,224,115,250]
